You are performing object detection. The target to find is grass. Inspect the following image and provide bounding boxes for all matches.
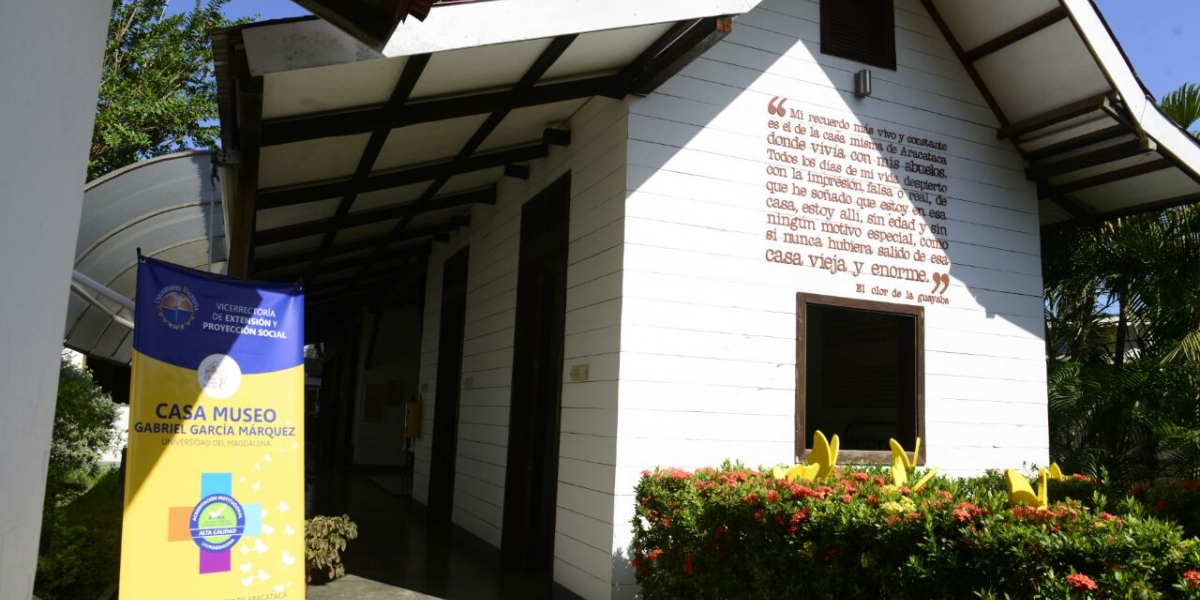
[35,468,123,600]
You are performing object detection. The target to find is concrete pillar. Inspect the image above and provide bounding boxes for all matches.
[0,1,110,598]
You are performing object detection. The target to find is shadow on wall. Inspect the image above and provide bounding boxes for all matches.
[611,0,1042,591]
[624,0,1041,335]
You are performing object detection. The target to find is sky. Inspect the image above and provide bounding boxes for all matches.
[1089,0,1200,101]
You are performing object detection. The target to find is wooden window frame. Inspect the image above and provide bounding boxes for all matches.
[820,0,898,71]
[795,293,924,464]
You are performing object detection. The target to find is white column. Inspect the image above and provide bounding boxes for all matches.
[0,1,110,598]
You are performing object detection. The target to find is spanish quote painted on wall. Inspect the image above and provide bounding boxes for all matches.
[762,96,953,305]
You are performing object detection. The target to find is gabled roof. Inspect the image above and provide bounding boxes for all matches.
[922,0,1200,225]
[214,0,1200,317]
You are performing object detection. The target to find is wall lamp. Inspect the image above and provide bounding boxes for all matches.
[854,69,872,98]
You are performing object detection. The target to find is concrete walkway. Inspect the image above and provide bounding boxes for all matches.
[306,574,444,600]
[305,476,579,600]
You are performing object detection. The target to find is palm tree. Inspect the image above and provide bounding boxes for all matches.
[1044,83,1200,482]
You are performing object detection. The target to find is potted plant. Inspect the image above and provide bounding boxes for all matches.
[304,514,359,585]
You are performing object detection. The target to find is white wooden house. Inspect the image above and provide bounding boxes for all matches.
[213,0,1200,597]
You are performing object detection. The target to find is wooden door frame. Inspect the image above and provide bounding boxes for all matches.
[428,247,470,522]
[501,173,571,575]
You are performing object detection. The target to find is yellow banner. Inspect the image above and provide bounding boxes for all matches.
[120,258,304,600]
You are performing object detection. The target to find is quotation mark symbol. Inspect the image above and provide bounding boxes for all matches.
[931,272,951,295]
[767,96,788,117]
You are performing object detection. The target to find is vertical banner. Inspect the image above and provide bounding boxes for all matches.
[120,258,304,600]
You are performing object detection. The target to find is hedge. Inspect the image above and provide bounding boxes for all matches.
[631,463,1200,599]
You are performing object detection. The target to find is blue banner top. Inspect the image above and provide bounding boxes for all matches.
[133,258,304,374]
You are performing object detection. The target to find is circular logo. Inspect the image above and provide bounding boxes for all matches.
[198,353,242,400]
[189,493,246,553]
[155,286,199,330]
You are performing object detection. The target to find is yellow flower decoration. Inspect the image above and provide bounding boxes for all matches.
[888,437,937,491]
[771,430,839,482]
[809,430,839,479]
[1006,468,1049,509]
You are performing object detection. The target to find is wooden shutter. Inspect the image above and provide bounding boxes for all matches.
[821,0,897,70]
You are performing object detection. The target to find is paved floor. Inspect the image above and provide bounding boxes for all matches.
[305,477,577,600]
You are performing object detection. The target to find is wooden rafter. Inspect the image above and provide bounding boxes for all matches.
[997,93,1111,140]
[261,78,620,146]
[256,187,495,246]
[255,219,465,272]
[1023,125,1129,162]
[919,0,1011,130]
[1052,158,1173,195]
[257,143,546,209]
[336,34,581,284]
[626,17,732,96]
[303,54,431,274]
[1026,138,1154,180]
[962,7,1067,63]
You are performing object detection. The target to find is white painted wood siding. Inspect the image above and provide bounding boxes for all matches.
[612,0,1047,596]
[412,97,629,600]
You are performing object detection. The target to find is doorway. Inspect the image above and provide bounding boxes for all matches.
[501,174,571,578]
[428,247,469,523]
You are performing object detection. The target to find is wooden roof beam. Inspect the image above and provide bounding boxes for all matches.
[1025,138,1155,180]
[1024,125,1129,162]
[1052,158,1174,195]
[253,219,465,272]
[258,143,547,209]
[963,7,1067,63]
[255,186,494,246]
[626,17,733,96]
[260,77,619,146]
[998,93,1111,140]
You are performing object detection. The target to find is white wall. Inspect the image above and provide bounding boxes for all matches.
[612,0,1047,595]
[413,97,629,599]
[0,1,110,597]
[353,305,422,466]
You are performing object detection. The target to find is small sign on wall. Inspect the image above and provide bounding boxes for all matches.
[364,383,384,423]
[385,379,404,407]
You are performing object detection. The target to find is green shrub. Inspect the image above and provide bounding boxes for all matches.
[45,358,118,508]
[34,518,111,600]
[631,463,1200,600]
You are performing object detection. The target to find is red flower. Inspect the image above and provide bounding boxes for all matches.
[939,490,953,500]
[766,489,780,503]
[754,508,765,520]
[840,494,853,504]
[661,518,672,528]
[682,554,694,575]
[1183,570,1200,588]
[745,492,759,505]
[715,524,726,538]
[631,556,642,568]
[1065,573,1097,591]
[1156,500,1169,513]
[1184,480,1200,490]
[825,548,838,562]
[790,484,809,499]
[951,502,984,522]
[648,548,663,563]
[851,472,869,482]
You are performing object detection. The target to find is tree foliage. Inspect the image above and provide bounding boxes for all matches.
[88,0,249,181]
[46,358,119,507]
[1044,85,1200,486]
